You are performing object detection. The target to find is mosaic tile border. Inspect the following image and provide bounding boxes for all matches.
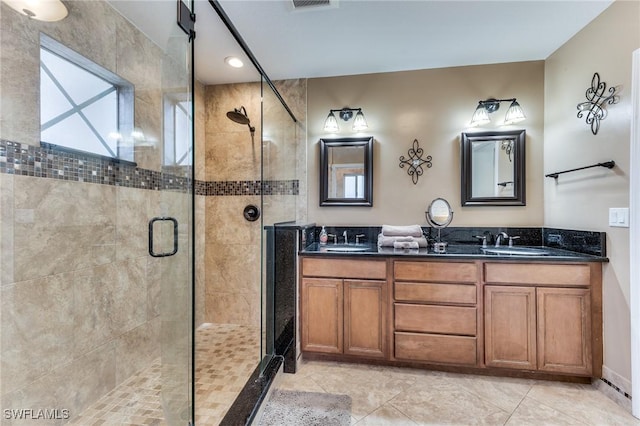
[0,139,299,196]
[601,377,632,400]
[195,179,299,196]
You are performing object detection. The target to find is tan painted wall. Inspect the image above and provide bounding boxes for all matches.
[307,61,545,226]
[544,0,640,390]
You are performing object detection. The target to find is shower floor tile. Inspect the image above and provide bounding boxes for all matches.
[194,323,261,426]
[70,323,260,426]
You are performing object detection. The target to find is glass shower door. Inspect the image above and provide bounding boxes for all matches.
[260,78,299,372]
[154,1,194,424]
[112,0,195,423]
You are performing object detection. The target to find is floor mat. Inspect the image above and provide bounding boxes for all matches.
[257,390,352,426]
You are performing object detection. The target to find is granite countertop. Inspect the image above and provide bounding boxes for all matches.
[300,242,609,262]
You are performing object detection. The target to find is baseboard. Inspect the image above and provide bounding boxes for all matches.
[595,365,632,413]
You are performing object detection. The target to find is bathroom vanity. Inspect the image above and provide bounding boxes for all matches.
[299,236,605,380]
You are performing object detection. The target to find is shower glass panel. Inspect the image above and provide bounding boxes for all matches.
[260,77,299,373]
[0,1,193,424]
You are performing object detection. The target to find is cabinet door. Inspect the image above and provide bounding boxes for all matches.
[344,280,387,358]
[301,278,343,354]
[537,288,592,375]
[484,286,537,370]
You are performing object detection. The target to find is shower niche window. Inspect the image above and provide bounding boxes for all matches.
[39,34,134,161]
[164,94,193,166]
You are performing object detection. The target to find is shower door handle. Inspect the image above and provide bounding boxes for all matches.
[149,217,179,257]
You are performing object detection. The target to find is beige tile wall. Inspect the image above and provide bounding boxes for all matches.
[201,79,306,327]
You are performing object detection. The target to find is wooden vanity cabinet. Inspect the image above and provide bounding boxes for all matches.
[301,278,343,353]
[299,255,602,380]
[484,262,600,377]
[393,260,480,366]
[301,258,388,358]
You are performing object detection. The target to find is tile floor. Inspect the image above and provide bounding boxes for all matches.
[67,326,640,426]
[273,359,640,425]
[70,323,260,426]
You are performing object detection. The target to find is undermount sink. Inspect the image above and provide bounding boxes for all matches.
[481,247,550,256]
[324,244,372,252]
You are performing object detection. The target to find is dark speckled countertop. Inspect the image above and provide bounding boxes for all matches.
[300,242,608,262]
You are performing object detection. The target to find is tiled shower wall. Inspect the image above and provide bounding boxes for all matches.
[1,0,191,420]
[202,80,306,326]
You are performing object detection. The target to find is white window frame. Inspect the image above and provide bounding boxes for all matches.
[163,92,193,167]
[39,33,134,161]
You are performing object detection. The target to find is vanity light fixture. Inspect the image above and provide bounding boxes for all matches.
[469,98,526,127]
[2,0,68,21]
[323,107,368,132]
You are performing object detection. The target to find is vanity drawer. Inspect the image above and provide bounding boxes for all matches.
[484,263,591,286]
[394,304,477,336]
[394,261,477,283]
[302,258,386,280]
[395,282,476,304]
[395,332,477,365]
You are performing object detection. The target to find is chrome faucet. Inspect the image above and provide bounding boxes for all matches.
[495,232,509,247]
[343,230,349,244]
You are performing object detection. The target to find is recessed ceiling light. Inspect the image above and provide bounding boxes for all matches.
[224,56,244,68]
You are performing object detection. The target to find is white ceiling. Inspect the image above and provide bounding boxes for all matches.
[110,0,614,86]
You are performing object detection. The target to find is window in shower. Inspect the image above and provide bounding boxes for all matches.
[163,94,192,166]
[39,34,134,161]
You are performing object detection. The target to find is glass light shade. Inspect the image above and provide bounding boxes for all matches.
[3,0,68,21]
[323,111,339,133]
[470,104,490,127]
[352,110,368,131]
[503,100,526,125]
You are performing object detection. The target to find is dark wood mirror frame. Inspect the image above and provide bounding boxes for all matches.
[319,136,373,206]
[461,129,526,206]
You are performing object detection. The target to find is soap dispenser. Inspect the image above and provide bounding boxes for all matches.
[319,226,328,245]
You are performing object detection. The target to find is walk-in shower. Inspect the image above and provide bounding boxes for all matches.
[1,0,194,423]
[1,0,303,424]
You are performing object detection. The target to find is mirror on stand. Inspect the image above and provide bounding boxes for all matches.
[425,197,453,253]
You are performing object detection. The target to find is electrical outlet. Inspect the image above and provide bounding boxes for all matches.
[609,207,629,228]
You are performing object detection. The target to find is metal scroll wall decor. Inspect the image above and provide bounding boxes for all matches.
[576,72,619,135]
[399,139,432,184]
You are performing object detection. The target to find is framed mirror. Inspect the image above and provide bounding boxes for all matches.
[461,129,526,206]
[319,136,373,206]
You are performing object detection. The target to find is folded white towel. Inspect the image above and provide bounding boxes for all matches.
[377,234,428,248]
[381,224,423,237]
[393,241,420,249]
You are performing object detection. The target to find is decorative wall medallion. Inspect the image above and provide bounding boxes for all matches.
[399,139,432,184]
[576,72,619,135]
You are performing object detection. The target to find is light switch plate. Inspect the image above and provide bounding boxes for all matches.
[609,207,629,227]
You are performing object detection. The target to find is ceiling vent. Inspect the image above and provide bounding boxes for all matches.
[291,0,335,10]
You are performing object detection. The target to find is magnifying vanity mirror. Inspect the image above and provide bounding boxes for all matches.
[425,197,453,252]
[319,136,373,206]
[461,129,526,206]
